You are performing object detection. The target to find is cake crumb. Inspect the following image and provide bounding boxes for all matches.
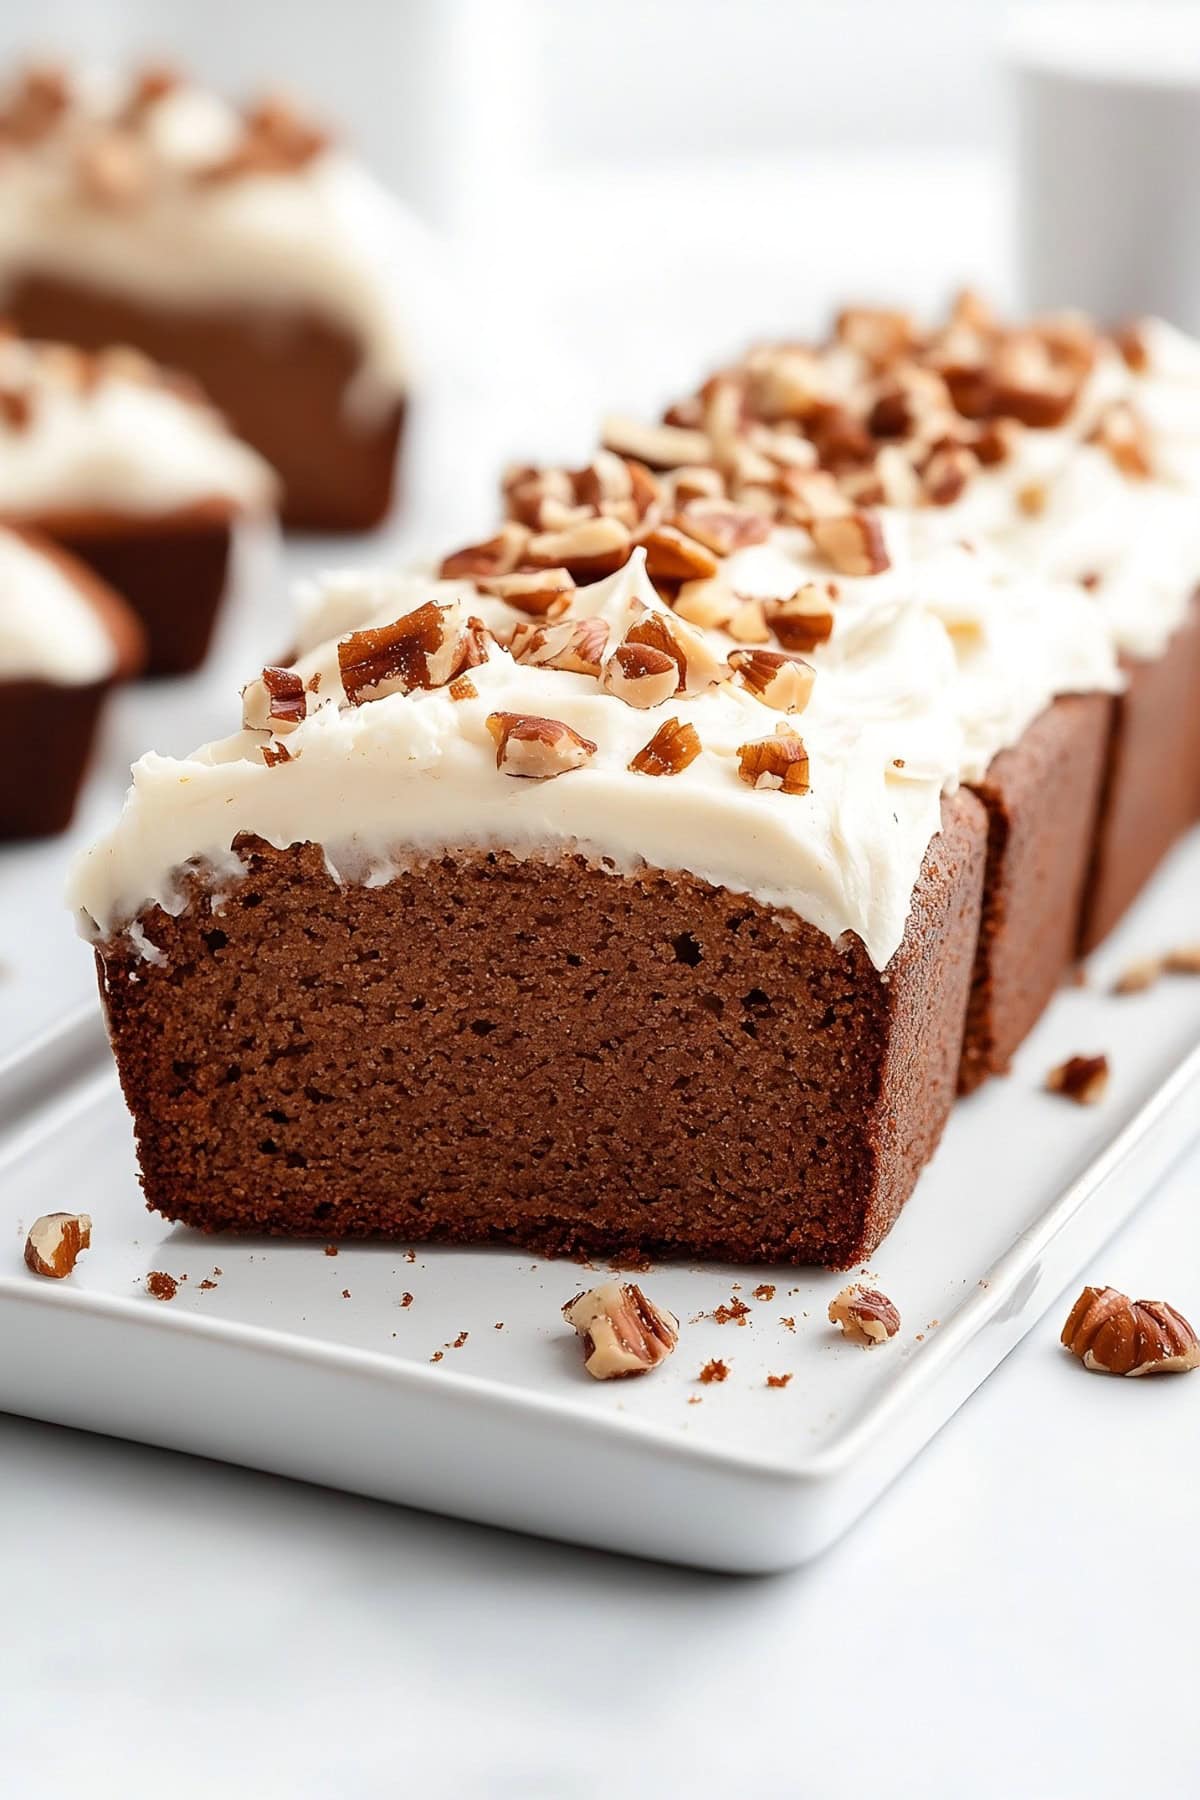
[430,1349,444,1363]
[400,1292,414,1308]
[687,1395,702,1405]
[198,1278,217,1291]
[451,1330,469,1349]
[766,1372,793,1388]
[1046,1052,1110,1105]
[698,1358,729,1384]
[753,1283,776,1302]
[494,1321,504,1330]
[712,1297,751,1326]
[213,1266,223,1277]
[404,1249,416,1263]
[324,1244,338,1256]
[341,1288,351,1299]
[780,1315,796,1332]
[146,1271,177,1301]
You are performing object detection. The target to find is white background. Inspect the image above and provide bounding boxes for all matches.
[2,6,1199,1795]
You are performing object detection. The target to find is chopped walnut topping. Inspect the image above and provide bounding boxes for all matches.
[671,499,771,556]
[24,1212,92,1279]
[486,711,597,779]
[809,510,889,577]
[1061,1285,1200,1376]
[525,515,632,581]
[628,717,702,776]
[603,415,713,470]
[726,598,773,644]
[476,567,576,619]
[828,1284,901,1345]
[508,615,609,676]
[562,1280,679,1379]
[337,599,469,704]
[728,648,815,713]
[601,641,680,709]
[439,522,530,580]
[767,587,836,653]
[736,726,810,795]
[640,524,719,583]
[243,665,306,733]
[1046,1052,1110,1105]
[75,129,150,206]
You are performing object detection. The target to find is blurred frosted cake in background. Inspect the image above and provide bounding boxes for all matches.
[0,64,414,531]
[0,328,276,673]
[0,525,143,837]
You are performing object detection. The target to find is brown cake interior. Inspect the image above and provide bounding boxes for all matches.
[7,274,405,533]
[96,793,985,1269]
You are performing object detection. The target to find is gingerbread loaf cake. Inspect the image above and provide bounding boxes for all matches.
[1,524,143,837]
[655,298,1200,961]
[0,64,414,531]
[0,329,276,674]
[73,471,1114,1264]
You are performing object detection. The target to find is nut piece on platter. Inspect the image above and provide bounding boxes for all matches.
[24,1211,93,1279]
[1045,1053,1109,1105]
[1060,1286,1200,1376]
[828,1283,901,1346]
[563,1280,680,1380]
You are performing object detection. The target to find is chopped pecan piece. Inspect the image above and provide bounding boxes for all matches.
[0,387,33,431]
[261,740,293,768]
[726,598,772,644]
[476,567,576,619]
[671,499,771,556]
[835,306,917,366]
[922,444,977,506]
[809,511,889,577]
[1164,944,1200,975]
[736,726,810,795]
[1090,402,1153,479]
[337,599,468,704]
[486,712,597,778]
[626,609,724,694]
[628,717,702,776]
[525,516,632,581]
[503,465,575,529]
[246,665,307,732]
[438,522,529,580]
[728,648,815,714]
[668,464,726,505]
[601,415,712,470]
[562,1280,679,1379]
[640,524,719,583]
[0,65,70,146]
[24,1212,92,1279]
[601,641,680,709]
[828,1284,901,1345]
[1046,1052,1109,1105]
[508,615,608,676]
[75,129,150,207]
[1113,322,1149,373]
[672,578,735,632]
[1061,1286,1200,1376]
[767,587,836,653]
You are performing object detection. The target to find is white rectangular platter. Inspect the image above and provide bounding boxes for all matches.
[2,828,1199,1572]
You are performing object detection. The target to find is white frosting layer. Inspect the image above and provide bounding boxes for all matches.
[70,524,1121,969]
[0,526,116,683]
[0,338,277,516]
[0,76,413,419]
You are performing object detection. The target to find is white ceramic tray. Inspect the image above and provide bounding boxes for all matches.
[2,829,1199,1572]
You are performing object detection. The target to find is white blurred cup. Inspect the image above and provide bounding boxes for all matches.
[1009,2,1200,327]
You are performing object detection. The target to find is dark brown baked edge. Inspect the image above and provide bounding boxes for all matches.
[6,272,405,532]
[1079,593,1200,954]
[95,794,985,1268]
[960,692,1113,1093]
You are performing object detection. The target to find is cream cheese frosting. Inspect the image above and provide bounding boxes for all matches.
[0,337,277,517]
[0,526,117,683]
[69,519,1120,969]
[0,71,413,420]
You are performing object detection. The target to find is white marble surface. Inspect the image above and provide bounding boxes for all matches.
[1,1139,1197,1798]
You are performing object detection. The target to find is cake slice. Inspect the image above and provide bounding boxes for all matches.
[73,543,1000,1265]
[1,525,143,836]
[0,64,414,531]
[0,330,276,673]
